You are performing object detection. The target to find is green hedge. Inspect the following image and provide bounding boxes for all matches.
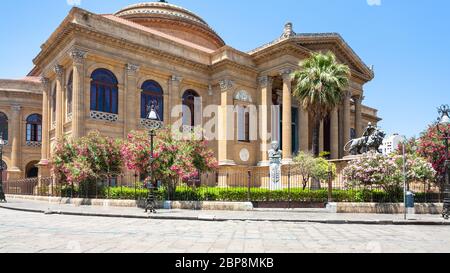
[61,186,437,203]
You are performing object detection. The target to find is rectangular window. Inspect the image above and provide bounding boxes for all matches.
[105,87,111,113]
[98,86,105,112]
[90,85,97,111]
[244,111,250,142]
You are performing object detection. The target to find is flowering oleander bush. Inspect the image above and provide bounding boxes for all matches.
[121,129,218,198]
[53,131,123,185]
[342,151,436,194]
[417,123,450,189]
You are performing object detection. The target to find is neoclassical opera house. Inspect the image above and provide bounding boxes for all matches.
[0,1,380,181]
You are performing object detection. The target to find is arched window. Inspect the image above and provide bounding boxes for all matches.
[90,69,119,114]
[67,71,73,116]
[182,90,200,127]
[25,161,39,178]
[0,112,7,141]
[1,160,7,181]
[26,114,42,142]
[141,80,164,120]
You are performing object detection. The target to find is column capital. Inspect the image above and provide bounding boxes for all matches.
[352,94,365,103]
[258,76,273,88]
[69,49,87,65]
[170,75,183,84]
[40,77,50,89]
[54,65,64,78]
[126,63,140,75]
[219,79,234,91]
[280,69,294,81]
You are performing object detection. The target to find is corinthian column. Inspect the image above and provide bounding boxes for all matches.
[54,65,64,140]
[281,69,293,163]
[8,105,22,179]
[330,107,339,159]
[343,91,351,155]
[354,94,364,138]
[69,49,87,139]
[125,63,139,136]
[218,79,235,166]
[258,75,273,166]
[39,78,50,163]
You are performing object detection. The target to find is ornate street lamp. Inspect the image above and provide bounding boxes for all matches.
[145,104,162,213]
[0,133,7,202]
[437,105,450,219]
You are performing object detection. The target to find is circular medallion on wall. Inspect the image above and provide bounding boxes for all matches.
[239,148,250,162]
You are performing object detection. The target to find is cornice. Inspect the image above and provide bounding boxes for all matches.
[210,59,258,76]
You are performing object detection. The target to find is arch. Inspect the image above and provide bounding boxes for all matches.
[182,90,201,127]
[90,68,119,114]
[1,160,7,181]
[141,80,164,121]
[26,114,42,142]
[25,161,39,178]
[67,70,73,115]
[0,112,8,141]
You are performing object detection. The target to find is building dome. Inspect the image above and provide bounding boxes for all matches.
[115,1,225,50]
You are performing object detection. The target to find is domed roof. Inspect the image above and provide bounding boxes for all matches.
[114,1,225,50]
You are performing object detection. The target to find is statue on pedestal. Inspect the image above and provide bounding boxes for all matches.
[344,123,386,155]
[268,141,282,190]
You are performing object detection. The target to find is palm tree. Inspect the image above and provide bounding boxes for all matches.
[292,51,350,157]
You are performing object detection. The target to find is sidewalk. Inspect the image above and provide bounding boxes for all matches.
[1,198,449,225]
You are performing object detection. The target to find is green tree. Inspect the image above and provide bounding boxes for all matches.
[292,51,350,156]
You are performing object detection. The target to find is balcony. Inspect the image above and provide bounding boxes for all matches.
[90,111,118,122]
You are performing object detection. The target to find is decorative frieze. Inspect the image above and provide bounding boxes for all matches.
[90,111,118,122]
[234,90,252,103]
[126,63,140,75]
[219,79,234,91]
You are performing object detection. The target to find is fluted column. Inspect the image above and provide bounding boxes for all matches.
[343,91,351,155]
[354,94,363,138]
[39,78,50,163]
[8,105,22,178]
[281,69,293,163]
[124,63,139,136]
[69,49,87,139]
[258,76,273,166]
[54,65,64,141]
[330,107,339,159]
[218,79,235,166]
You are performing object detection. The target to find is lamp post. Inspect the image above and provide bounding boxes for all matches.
[0,133,6,202]
[437,105,450,220]
[145,104,162,213]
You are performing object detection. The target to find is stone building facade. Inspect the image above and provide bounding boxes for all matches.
[0,2,380,180]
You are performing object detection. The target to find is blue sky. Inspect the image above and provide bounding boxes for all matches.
[0,0,449,138]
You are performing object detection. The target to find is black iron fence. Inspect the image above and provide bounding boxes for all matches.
[3,164,443,206]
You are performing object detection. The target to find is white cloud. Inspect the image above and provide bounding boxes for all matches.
[367,0,382,6]
[67,0,81,6]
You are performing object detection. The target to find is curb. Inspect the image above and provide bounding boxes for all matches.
[1,204,449,226]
